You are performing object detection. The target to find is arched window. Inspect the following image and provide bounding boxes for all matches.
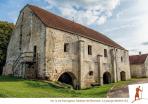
[89,71,93,76]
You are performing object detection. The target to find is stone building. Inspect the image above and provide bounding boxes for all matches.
[3,4,131,89]
[129,54,148,78]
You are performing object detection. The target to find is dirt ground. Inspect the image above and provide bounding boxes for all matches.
[107,78,148,98]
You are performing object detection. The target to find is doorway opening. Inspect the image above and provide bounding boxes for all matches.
[103,72,111,84]
[120,71,126,81]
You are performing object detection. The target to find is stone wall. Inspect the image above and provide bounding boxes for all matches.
[3,6,46,78]
[45,27,131,89]
[45,28,79,81]
[144,56,148,77]
[130,64,146,78]
[3,5,131,89]
[130,56,148,78]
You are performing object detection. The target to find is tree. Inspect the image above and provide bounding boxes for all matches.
[0,21,14,75]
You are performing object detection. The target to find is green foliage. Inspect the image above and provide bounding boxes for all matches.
[0,21,14,74]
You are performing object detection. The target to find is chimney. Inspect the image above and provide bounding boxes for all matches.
[139,51,142,55]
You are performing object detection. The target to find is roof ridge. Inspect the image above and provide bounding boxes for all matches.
[129,53,148,64]
[130,54,148,57]
[27,4,126,50]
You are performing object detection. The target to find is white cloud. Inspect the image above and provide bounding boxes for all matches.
[44,0,148,55]
[104,23,138,32]
[45,0,120,25]
[96,0,148,55]
[97,16,107,25]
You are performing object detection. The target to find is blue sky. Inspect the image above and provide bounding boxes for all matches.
[0,0,148,55]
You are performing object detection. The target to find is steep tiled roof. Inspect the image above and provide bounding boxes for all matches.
[28,4,125,50]
[129,54,148,64]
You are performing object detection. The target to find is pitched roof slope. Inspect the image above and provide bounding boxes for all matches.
[28,4,125,50]
[129,54,148,64]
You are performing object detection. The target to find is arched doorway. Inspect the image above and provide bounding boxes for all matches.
[58,72,76,87]
[120,71,126,81]
[103,72,111,84]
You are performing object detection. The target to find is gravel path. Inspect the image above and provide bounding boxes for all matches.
[107,78,148,98]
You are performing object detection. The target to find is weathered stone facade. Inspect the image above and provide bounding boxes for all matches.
[130,54,148,78]
[3,6,46,79]
[3,5,131,89]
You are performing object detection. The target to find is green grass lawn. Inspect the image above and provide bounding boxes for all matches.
[0,76,113,98]
[111,78,148,90]
[1,76,145,98]
[111,80,134,90]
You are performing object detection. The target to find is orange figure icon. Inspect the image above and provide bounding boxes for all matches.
[132,86,143,103]
[134,86,143,101]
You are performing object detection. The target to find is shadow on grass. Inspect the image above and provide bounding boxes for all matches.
[0,75,73,90]
[25,81,53,88]
[25,81,72,90]
[24,81,80,97]
[0,76,25,82]
[0,93,9,98]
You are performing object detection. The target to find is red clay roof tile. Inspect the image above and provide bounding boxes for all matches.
[129,54,148,64]
[28,4,125,50]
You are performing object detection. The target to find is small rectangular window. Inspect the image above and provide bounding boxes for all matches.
[88,45,92,55]
[33,46,37,57]
[104,49,107,57]
[33,46,37,61]
[121,56,123,62]
[19,25,23,50]
[22,12,24,22]
[64,43,69,52]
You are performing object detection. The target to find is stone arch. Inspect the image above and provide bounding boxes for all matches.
[57,71,78,88]
[120,71,126,81]
[103,71,111,84]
